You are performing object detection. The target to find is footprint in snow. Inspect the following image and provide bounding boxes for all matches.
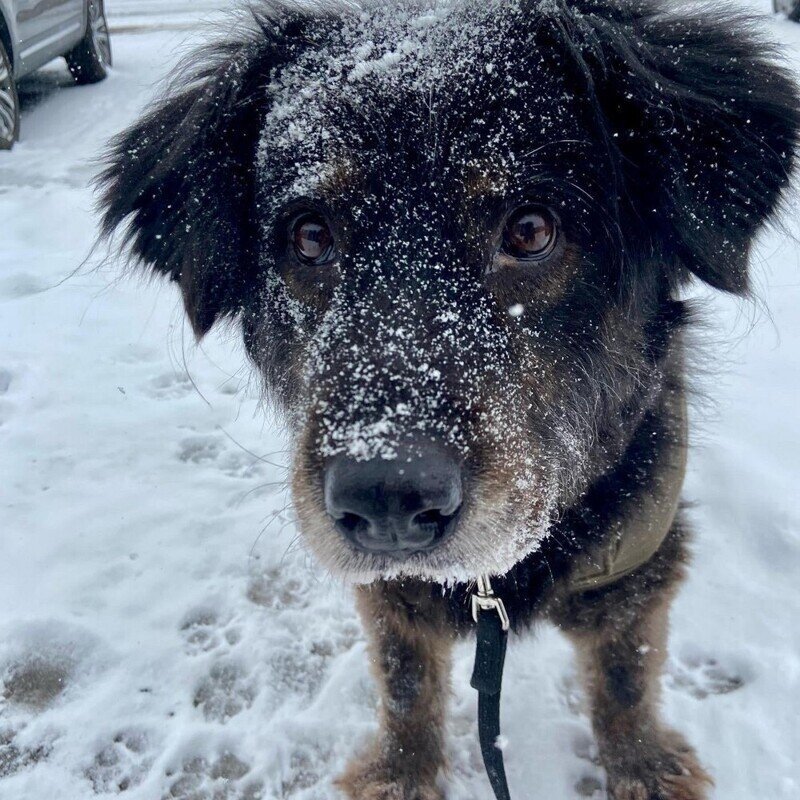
[114,344,160,365]
[147,372,194,400]
[0,726,51,779]
[0,272,49,300]
[0,620,107,778]
[571,733,605,797]
[2,652,72,711]
[85,729,152,794]
[178,435,225,465]
[0,368,11,395]
[246,566,311,611]
[572,732,601,767]
[193,660,257,722]
[180,607,241,656]
[666,656,745,699]
[266,641,331,700]
[279,745,334,797]
[177,435,265,478]
[574,774,604,797]
[0,629,83,778]
[163,752,262,800]
[0,367,15,425]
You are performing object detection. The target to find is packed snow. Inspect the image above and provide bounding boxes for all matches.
[1,1,799,799]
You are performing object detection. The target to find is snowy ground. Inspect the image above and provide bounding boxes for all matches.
[1,2,799,799]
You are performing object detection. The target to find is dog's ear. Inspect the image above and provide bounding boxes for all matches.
[97,14,311,335]
[571,0,800,294]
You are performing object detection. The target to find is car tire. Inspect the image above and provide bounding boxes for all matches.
[66,0,112,85]
[0,39,19,150]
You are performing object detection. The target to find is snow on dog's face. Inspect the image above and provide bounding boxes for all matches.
[99,0,799,581]
[249,2,596,580]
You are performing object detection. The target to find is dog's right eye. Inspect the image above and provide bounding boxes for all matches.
[291,214,335,265]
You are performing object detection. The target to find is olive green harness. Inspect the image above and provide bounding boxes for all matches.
[567,398,688,592]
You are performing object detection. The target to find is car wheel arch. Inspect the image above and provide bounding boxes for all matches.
[0,10,14,73]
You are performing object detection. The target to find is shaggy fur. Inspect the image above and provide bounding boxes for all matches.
[98,1,800,797]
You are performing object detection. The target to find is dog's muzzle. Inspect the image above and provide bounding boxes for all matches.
[324,441,462,556]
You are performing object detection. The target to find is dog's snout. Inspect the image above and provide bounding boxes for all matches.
[324,446,462,555]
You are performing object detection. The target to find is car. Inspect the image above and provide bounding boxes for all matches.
[775,0,800,22]
[0,0,111,150]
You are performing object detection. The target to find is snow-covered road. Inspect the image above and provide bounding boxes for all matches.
[1,2,799,799]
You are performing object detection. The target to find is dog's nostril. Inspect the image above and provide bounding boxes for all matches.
[412,507,461,542]
[334,512,370,538]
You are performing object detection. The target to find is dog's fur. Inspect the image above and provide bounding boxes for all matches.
[98,1,800,797]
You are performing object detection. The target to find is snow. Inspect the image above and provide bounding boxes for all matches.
[0,1,799,799]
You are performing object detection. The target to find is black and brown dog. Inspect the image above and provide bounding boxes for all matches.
[98,1,800,797]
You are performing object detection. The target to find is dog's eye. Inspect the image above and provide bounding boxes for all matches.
[501,206,557,261]
[292,214,335,265]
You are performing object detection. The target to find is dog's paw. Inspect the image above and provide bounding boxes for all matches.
[336,755,442,800]
[343,780,442,800]
[606,731,712,800]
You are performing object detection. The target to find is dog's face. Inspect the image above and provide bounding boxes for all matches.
[100,0,798,582]
[251,5,601,580]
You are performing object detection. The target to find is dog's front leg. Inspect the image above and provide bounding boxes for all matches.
[338,580,452,800]
[556,533,713,800]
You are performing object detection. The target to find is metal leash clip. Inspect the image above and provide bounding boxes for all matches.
[471,574,510,631]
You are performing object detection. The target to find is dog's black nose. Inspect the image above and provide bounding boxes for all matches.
[324,445,462,555]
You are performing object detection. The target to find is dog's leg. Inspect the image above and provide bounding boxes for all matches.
[337,580,451,800]
[556,532,712,800]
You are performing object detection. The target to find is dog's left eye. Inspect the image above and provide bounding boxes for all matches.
[500,206,558,261]
[292,214,335,265]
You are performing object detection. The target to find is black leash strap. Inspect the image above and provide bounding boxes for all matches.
[470,575,511,800]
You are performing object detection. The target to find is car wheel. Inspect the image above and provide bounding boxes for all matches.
[66,0,112,85]
[0,39,19,150]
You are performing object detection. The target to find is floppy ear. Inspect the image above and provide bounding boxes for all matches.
[571,0,800,294]
[97,13,310,335]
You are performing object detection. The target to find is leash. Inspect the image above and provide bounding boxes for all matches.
[470,574,512,800]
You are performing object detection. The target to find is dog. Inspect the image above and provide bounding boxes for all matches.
[98,1,800,797]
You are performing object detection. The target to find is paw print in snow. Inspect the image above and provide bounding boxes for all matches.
[0,727,50,779]
[180,608,224,655]
[193,661,257,722]
[0,368,11,394]
[178,435,224,465]
[180,608,241,656]
[574,775,604,797]
[85,729,152,793]
[0,367,14,425]
[163,753,262,799]
[177,435,264,478]
[667,656,745,699]
[147,372,193,400]
[246,567,310,611]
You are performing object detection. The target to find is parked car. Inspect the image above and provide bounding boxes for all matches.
[775,0,800,22]
[0,0,111,149]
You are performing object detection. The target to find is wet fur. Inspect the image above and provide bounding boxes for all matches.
[98,1,800,797]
